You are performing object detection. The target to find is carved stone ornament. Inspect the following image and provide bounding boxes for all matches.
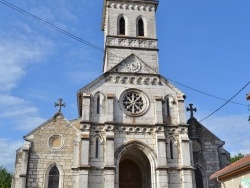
[106,36,158,49]
[116,126,155,134]
[119,89,149,117]
[107,2,155,12]
[106,75,162,86]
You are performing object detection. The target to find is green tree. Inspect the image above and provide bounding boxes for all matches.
[230,153,245,163]
[0,166,12,188]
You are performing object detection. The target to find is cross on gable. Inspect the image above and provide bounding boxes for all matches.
[55,98,66,113]
[186,103,197,118]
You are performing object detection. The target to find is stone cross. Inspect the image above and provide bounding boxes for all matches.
[55,98,66,112]
[186,103,197,118]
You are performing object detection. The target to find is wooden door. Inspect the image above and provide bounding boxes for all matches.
[119,159,143,188]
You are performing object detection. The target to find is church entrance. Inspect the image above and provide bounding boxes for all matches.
[118,146,152,188]
[119,159,142,188]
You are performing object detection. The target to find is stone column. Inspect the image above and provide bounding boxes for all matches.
[156,126,168,188]
[19,141,30,188]
[155,97,163,124]
[179,127,193,188]
[104,123,115,188]
[177,96,186,124]
[82,93,91,121]
[79,123,91,188]
[106,94,114,122]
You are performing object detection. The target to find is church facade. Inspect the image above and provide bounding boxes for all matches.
[12,0,229,188]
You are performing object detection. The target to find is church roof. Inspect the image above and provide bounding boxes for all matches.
[210,154,250,180]
[187,117,224,143]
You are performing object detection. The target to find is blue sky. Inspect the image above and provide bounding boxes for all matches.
[0,0,249,172]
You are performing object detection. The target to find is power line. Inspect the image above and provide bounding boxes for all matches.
[0,0,123,61]
[166,77,247,107]
[1,0,248,113]
[199,81,250,122]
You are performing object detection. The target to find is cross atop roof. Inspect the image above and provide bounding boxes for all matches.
[54,98,66,113]
[186,103,197,119]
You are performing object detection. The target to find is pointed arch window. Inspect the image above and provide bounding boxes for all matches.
[138,18,144,36]
[96,95,100,114]
[48,166,59,188]
[170,140,174,159]
[95,138,99,158]
[119,17,125,35]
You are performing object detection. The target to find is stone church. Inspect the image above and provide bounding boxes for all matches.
[12,0,230,187]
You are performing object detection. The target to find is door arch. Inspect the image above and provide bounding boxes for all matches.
[115,141,156,188]
[119,159,142,188]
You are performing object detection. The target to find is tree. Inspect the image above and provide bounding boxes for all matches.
[0,166,12,188]
[230,153,245,163]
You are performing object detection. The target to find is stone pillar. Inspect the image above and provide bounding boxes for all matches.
[104,124,115,188]
[73,134,81,168]
[156,126,168,188]
[177,96,186,124]
[106,94,114,122]
[155,97,163,124]
[79,123,91,188]
[179,127,193,188]
[18,141,30,188]
[82,93,91,121]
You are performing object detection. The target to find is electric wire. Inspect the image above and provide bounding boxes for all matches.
[0,0,124,61]
[199,81,250,122]
[1,0,248,119]
[166,77,248,107]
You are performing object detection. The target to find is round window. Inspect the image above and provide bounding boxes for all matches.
[48,135,64,150]
[120,89,149,116]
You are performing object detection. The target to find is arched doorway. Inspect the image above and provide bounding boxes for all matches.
[195,168,204,188]
[116,141,154,188]
[119,159,142,188]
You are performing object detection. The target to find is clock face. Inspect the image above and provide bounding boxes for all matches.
[126,60,141,72]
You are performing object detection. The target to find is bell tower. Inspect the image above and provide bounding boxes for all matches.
[102,0,159,73]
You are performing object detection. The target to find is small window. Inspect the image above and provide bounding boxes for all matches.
[97,95,100,114]
[138,18,144,36]
[95,138,99,158]
[170,140,174,159]
[48,166,59,188]
[119,17,125,35]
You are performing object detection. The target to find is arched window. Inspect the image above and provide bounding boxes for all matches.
[119,17,125,35]
[138,18,144,36]
[170,140,174,159]
[96,95,100,114]
[48,166,59,188]
[195,168,204,188]
[95,138,99,158]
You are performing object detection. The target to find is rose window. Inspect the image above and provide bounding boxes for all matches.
[120,90,149,116]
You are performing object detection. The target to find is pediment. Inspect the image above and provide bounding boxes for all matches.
[109,54,157,74]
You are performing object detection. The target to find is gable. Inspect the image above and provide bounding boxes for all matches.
[24,113,79,140]
[109,54,157,74]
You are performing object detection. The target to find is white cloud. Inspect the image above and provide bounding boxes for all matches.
[200,114,250,156]
[0,32,53,92]
[0,138,24,172]
[0,94,46,130]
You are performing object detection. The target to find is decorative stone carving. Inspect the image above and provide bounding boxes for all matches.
[107,2,155,12]
[119,89,149,117]
[106,36,158,49]
[116,125,156,134]
[106,75,162,86]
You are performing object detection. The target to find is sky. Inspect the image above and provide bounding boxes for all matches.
[0,0,249,172]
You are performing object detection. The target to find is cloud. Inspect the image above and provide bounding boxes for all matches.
[0,94,46,130]
[0,31,53,92]
[0,138,24,172]
[200,114,250,156]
